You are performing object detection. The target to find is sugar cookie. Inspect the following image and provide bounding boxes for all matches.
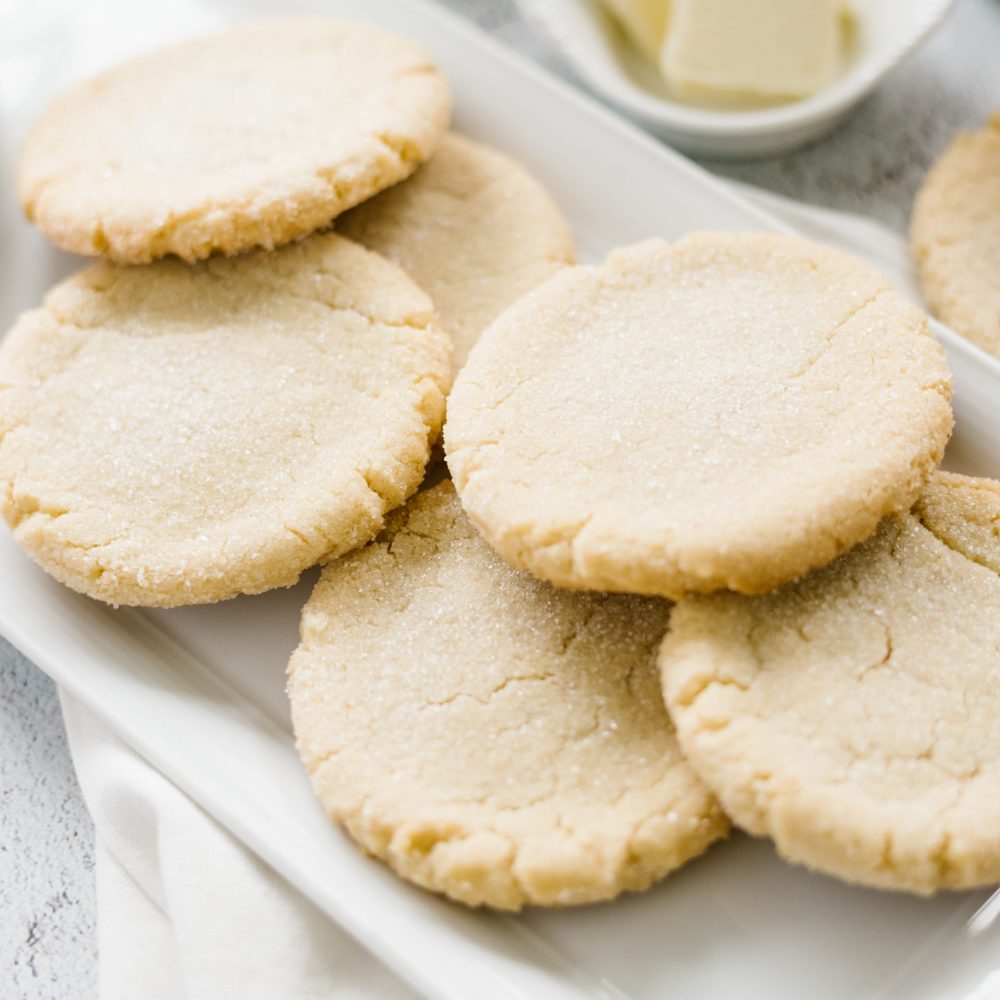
[661,473,1000,894]
[18,19,450,263]
[288,480,726,910]
[446,231,953,599]
[339,132,575,369]
[912,113,1000,358]
[0,233,449,606]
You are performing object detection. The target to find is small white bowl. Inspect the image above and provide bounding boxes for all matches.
[515,0,957,158]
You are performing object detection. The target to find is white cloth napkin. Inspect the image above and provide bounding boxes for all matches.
[60,693,420,1000]
[55,187,918,1000]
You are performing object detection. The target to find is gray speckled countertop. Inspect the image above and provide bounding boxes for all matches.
[1,0,998,995]
[0,647,95,999]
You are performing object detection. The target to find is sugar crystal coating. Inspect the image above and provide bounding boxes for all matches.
[17,18,451,263]
[0,233,450,606]
[911,113,1000,358]
[339,132,575,370]
[445,231,953,599]
[662,472,1000,894]
[288,481,727,910]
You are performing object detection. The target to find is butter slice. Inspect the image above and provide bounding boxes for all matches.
[602,0,669,62]
[661,0,839,100]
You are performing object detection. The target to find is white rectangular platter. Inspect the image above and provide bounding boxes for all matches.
[2,0,1000,997]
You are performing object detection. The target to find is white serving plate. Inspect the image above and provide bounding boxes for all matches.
[516,0,957,158]
[2,0,1000,997]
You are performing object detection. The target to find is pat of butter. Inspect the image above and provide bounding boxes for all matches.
[661,0,840,100]
[601,0,669,62]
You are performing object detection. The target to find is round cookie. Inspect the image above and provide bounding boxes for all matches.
[0,233,450,607]
[17,19,450,264]
[660,472,1000,895]
[911,113,1000,358]
[445,231,953,599]
[288,480,726,910]
[338,132,575,369]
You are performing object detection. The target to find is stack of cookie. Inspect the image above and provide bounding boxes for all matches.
[2,18,572,607]
[3,17,999,914]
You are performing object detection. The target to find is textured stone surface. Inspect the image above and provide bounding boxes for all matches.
[0,641,96,1000]
[2,0,998,995]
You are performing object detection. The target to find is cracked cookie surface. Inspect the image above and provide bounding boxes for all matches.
[17,18,450,264]
[338,132,575,369]
[911,112,1000,358]
[660,472,1000,894]
[0,232,450,606]
[445,231,953,599]
[288,480,726,910]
